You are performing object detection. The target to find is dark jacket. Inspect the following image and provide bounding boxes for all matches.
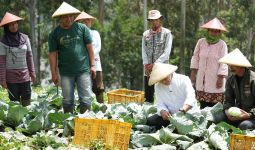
[223,69,255,114]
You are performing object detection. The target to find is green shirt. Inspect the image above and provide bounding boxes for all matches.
[48,22,92,76]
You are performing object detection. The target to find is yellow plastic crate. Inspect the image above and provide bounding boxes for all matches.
[73,118,132,150]
[230,134,255,150]
[107,89,144,104]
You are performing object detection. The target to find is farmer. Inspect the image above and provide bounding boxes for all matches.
[48,2,95,113]
[75,12,105,103]
[0,12,36,106]
[146,63,200,130]
[142,10,173,103]
[190,18,228,109]
[218,48,255,130]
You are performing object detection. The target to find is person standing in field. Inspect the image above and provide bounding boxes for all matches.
[48,2,96,113]
[75,12,105,103]
[0,12,36,106]
[190,18,228,109]
[142,10,173,103]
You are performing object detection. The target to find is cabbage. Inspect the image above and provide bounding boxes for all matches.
[228,107,242,117]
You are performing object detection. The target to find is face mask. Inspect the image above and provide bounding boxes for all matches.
[205,32,221,44]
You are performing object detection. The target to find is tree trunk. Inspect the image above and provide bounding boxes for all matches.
[247,28,253,59]
[219,0,225,11]
[248,0,255,63]
[28,0,40,84]
[98,0,104,25]
[180,0,186,74]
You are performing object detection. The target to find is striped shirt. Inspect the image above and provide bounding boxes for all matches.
[190,38,228,93]
[0,37,35,84]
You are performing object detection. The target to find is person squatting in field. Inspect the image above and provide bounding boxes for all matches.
[146,63,200,130]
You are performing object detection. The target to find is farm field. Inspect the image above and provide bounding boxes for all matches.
[0,87,253,150]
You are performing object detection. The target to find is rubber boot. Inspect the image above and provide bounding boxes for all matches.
[63,106,74,114]
[80,105,90,114]
[21,99,31,107]
[96,92,104,103]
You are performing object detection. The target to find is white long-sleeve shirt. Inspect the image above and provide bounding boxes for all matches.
[155,73,200,116]
[90,29,102,71]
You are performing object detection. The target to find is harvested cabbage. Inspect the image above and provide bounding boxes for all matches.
[228,107,242,117]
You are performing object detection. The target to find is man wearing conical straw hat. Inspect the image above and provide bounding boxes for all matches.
[218,48,255,130]
[190,18,228,109]
[48,2,95,114]
[75,12,105,104]
[146,63,199,130]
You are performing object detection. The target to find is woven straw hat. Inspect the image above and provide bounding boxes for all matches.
[201,18,228,32]
[52,2,80,18]
[219,48,252,67]
[148,63,178,86]
[74,11,95,22]
[147,10,162,20]
[0,12,23,27]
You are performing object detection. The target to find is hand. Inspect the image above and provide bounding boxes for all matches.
[144,64,153,76]
[239,109,251,120]
[51,73,59,86]
[31,74,36,83]
[1,81,7,89]
[90,66,96,79]
[190,69,197,85]
[216,76,224,89]
[160,110,170,120]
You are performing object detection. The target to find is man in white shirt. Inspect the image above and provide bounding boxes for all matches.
[75,12,105,103]
[146,63,200,130]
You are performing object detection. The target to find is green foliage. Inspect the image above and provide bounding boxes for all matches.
[0,88,9,103]
[0,134,24,150]
[31,132,65,149]
[5,102,29,127]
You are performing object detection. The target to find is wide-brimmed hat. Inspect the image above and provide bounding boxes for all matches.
[147,10,162,20]
[201,18,228,32]
[219,48,252,67]
[74,11,96,22]
[148,63,178,86]
[0,12,23,27]
[52,2,80,18]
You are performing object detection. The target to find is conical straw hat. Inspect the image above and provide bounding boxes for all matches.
[52,2,80,18]
[219,48,252,67]
[74,11,96,22]
[149,63,178,86]
[0,12,23,27]
[201,18,228,32]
